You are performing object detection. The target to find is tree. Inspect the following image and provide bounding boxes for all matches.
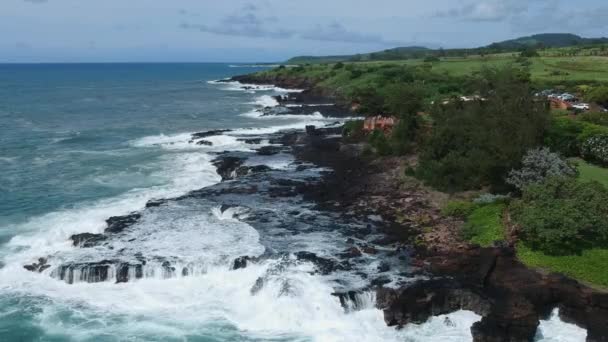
[512,177,608,255]
[352,87,385,115]
[520,47,540,58]
[416,66,550,191]
[383,84,426,154]
[588,86,608,107]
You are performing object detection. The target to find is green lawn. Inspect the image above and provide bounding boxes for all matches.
[461,197,608,288]
[576,159,608,187]
[517,245,608,288]
[463,203,506,247]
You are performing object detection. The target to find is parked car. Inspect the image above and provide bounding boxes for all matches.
[572,103,590,111]
[558,93,577,102]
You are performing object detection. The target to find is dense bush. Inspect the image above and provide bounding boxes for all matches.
[368,129,392,156]
[506,147,577,191]
[544,117,586,157]
[512,177,608,255]
[587,86,608,107]
[417,66,549,191]
[579,112,608,126]
[520,47,540,58]
[342,120,364,138]
[544,116,608,158]
[441,200,476,218]
[473,193,510,205]
[352,87,385,114]
[581,135,608,165]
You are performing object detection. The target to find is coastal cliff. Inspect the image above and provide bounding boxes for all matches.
[229,73,608,342]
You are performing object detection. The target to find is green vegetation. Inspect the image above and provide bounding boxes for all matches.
[416,66,549,192]
[511,177,608,255]
[576,159,608,187]
[342,120,364,139]
[587,86,608,107]
[441,200,476,219]
[254,38,608,288]
[517,245,608,288]
[287,33,608,64]
[462,203,506,247]
[545,116,608,158]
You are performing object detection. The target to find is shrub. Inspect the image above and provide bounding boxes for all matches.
[506,147,577,191]
[473,193,510,205]
[442,200,476,218]
[520,47,540,58]
[544,116,608,158]
[462,203,506,247]
[511,177,608,255]
[333,62,345,70]
[579,112,608,126]
[424,56,440,63]
[544,117,585,157]
[342,120,364,138]
[368,129,392,156]
[587,86,608,107]
[581,135,608,165]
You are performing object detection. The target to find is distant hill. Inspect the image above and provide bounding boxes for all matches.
[287,46,431,64]
[486,33,608,50]
[285,33,608,64]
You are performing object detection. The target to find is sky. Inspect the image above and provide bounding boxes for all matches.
[1,0,607,63]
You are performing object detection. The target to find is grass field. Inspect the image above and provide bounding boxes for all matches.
[576,158,608,187]
[458,196,608,288]
[462,203,506,247]
[389,56,608,83]
[517,245,608,289]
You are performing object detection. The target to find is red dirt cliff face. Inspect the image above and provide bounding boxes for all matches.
[363,116,397,133]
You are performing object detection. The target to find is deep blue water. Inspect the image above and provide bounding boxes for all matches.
[0,63,267,226]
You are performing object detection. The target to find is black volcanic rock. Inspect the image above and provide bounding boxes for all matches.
[212,156,246,181]
[191,129,232,139]
[23,258,51,273]
[105,213,141,234]
[71,233,106,247]
[257,146,284,156]
[233,256,252,270]
[196,140,213,146]
[294,251,337,275]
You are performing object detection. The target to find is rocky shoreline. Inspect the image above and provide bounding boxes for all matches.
[227,74,608,341]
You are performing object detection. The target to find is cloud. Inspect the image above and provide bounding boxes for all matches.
[434,0,528,22]
[181,3,294,39]
[499,0,608,34]
[300,22,398,45]
[182,3,396,45]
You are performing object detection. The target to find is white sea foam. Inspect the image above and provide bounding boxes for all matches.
[535,309,587,341]
[2,152,221,265]
[207,80,303,93]
[252,95,280,108]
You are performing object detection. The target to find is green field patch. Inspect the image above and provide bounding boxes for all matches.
[517,244,608,288]
[576,159,608,187]
[463,203,506,247]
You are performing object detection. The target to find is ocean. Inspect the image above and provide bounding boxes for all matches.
[0,63,586,341]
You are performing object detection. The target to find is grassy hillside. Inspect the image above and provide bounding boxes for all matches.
[259,55,608,102]
[285,34,608,64]
[487,33,608,50]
